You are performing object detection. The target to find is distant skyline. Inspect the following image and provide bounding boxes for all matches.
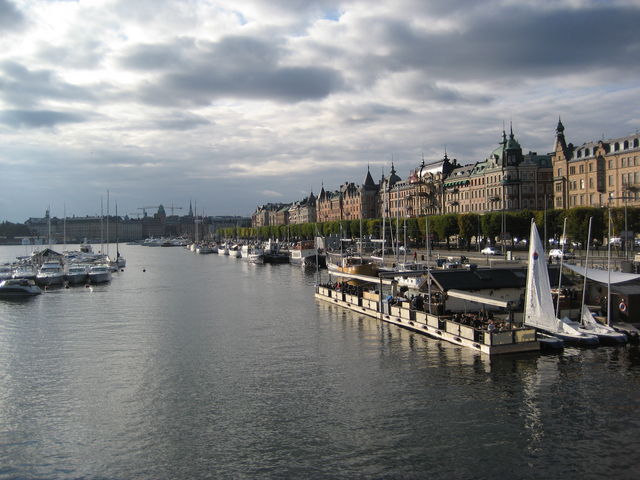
[2,0,640,222]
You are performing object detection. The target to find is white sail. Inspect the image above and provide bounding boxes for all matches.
[524,222,558,331]
[524,221,596,341]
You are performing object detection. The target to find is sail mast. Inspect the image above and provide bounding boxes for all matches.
[607,212,612,327]
[580,217,593,326]
[555,217,568,320]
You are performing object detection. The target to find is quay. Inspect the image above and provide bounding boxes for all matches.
[314,281,540,356]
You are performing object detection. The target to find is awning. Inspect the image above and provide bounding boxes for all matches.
[446,289,511,308]
[563,263,640,285]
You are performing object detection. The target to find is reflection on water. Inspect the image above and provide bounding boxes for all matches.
[0,245,639,479]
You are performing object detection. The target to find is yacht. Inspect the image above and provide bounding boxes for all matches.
[36,261,65,287]
[88,264,112,284]
[66,264,90,285]
[0,265,13,282]
[290,241,319,266]
[0,278,42,297]
[12,264,37,281]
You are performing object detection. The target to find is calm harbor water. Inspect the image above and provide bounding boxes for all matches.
[1,245,639,479]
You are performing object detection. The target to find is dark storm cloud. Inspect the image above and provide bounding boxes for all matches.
[0,61,95,107]
[121,35,344,105]
[365,5,640,80]
[0,109,87,128]
[0,0,24,32]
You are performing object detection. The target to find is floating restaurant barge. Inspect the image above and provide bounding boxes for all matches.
[315,283,540,356]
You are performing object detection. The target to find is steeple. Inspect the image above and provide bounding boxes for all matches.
[188,200,193,217]
[363,164,376,188]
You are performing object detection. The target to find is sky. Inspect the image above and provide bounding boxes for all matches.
[1,0,640,222]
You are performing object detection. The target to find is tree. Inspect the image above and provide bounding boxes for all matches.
[481,212,501,243]
[457,214,479,246]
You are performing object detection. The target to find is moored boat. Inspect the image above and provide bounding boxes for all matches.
[88,264,112,284]
[36,261,65,287]
[0,278,42,297]
[66,264,90,285]
[523,221,599,347]
[12,264,37,281]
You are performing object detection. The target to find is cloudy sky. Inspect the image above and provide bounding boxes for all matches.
[1,0,639,222]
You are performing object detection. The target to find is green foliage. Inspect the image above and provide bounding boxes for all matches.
[457,214,480,242]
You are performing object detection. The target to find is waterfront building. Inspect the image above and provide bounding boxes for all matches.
[317,168,379,222]
[552,120,640,209]
[384,156,456,218]
[443,127,553,214]
[25,214,143,243]
[288,193,317,225]
[251,203,290,228]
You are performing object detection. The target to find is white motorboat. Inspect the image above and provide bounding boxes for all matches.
[247,246,265,264]
[12,264,37,281]
[0,278,42,297]
[0,265,13,282]
[218,244,230,255]
[393,262,428,290]
[290,241,319,266]
[36,261,65,287]
[523,221,599,347]
[66,264,90,285]
[88,264,112,284]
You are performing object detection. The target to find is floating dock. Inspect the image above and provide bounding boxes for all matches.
[315,285,540,356]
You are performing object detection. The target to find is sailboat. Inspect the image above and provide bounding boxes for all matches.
[524,220,599,346]
[571,217,626,345]
[115,202,126,269]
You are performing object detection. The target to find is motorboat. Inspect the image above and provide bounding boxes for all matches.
[327,253,379,277]
[218,243,230,256]
[36,261,65,287]
[263,239,289,264]
[290,241,320,266]
[66,264,90,285]
[0,265,13,282]
[0,278,42,297]
[246,245,265,264]
[12,264,37,281]
[88,264,112,284]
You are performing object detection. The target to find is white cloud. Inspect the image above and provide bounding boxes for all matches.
[0,0,639,221]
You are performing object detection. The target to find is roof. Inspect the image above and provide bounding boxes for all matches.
[430,267,573,292]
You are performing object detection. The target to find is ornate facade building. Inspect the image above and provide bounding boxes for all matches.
[443,128,553,214]
[251,203,291,228]
[288,193,317,225]
[552,120,640,209]
[384,156,456,219]
[317,168,379,222]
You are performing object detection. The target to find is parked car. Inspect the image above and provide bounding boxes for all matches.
[548,249,574,259]
[481,247,501,255]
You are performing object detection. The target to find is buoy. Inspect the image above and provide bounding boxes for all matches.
[619,300,627,313]
[143,268,146,272]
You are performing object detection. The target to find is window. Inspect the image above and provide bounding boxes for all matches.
[589,177,594,188]
[557,168,562,176]
[609,159,614,168]
[588,162,593,172]
[622,158,626,167]
[570,166,576,174]
[556,183,562,192]
[608,175,613,186]
[615,142,620,151]
[585,148,590,156]
[580,179,584,189]
[579,165,584,174]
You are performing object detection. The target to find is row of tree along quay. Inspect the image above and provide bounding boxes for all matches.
[219,207,640,252]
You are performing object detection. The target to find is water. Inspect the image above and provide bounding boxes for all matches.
[1,245,639,479]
